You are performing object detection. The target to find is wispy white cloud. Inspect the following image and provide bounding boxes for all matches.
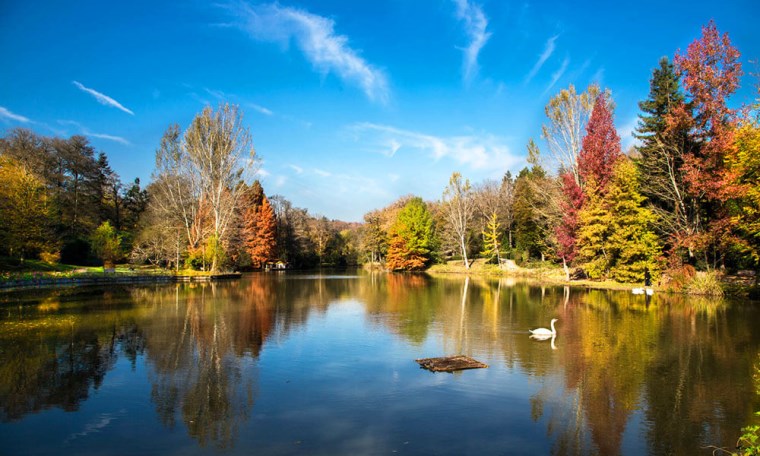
[248,102,273,116]
[204,87,228,100]
[0,106,31,123]
[72,81,134,115]
[256,168,271,177]
[313,168,332,177]
[525,35,558,83]
[288,164,304,174]
[543,57,570,96]
[453,0,491,83]
[350,122,520,171]
[228,2,389,103]
[87,132,130,145]
[58,120,130,145]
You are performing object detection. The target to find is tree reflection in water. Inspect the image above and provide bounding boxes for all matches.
[1,275,758,455]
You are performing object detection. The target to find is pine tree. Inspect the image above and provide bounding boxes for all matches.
[634,57,685,153]
[633,57,695,225]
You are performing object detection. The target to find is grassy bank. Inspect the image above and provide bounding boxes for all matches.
[427,259,757,297]
[0,257,241,291]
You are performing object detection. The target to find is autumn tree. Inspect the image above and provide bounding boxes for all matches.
[385,197,437,271]
[555,171,584,266]
[441,172,474,269]
[673,20,743,266]
[244,195,277,268]
[556,92,621,270]
[606,161,663,283]
[730,123,760,266]
[577,94,622,192]
[481,212,502,265]
[0,155,49,260]
[576,159,662,282]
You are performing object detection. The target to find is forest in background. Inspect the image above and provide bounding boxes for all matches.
[1,21,758,288]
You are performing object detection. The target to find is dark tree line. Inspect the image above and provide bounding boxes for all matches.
[0,128,147,264]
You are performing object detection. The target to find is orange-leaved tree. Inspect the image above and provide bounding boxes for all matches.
[244,195,277,268]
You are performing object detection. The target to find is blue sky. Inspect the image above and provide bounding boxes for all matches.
[1,0,758,221]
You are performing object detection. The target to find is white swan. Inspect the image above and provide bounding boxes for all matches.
[530,318,558,337]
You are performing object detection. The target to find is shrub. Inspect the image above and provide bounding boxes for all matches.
[683,270,724,296]
[39,251,60,264]
[661,264,697,292]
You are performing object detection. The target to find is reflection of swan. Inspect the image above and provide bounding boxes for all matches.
[633,287,655,295]
[530,318,558,337]
[530,333,558,350]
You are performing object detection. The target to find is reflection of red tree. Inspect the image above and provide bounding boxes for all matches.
[237,276,275,357]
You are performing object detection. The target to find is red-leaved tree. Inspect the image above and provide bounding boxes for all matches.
[556,94,621,269]
[675,19,742,202]
[555,171,584,265]
[578,94,622,193]
[673,20,743,266]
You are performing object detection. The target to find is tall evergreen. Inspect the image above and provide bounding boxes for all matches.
[634,57,684,146]
[633,57,696,239]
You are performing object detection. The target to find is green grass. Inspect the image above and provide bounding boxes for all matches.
[0,257,178,284]
[0,257,81,273]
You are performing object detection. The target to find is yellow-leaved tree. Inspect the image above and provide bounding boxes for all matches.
[576,158,662,282]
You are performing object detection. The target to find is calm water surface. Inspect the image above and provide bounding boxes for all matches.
[0,272,758,455]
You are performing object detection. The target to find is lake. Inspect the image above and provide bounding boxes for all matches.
[0,272,758,455]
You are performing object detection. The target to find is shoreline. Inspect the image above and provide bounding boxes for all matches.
[0,272,242,293]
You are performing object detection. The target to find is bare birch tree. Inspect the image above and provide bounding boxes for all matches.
[541,84,600,183]
[473,173,515,249]
[184,104,256,271]
[442,172,474,269]
[152,124,205,252]
[152,104,257,272]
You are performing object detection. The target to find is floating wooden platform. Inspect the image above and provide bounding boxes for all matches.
[415,355,488,373]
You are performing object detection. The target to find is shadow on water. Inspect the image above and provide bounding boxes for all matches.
[0,273,758,455]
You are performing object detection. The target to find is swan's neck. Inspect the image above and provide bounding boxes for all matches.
[550,320,556,334]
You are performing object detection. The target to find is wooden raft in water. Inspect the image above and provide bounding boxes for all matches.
[415,355,488,372]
